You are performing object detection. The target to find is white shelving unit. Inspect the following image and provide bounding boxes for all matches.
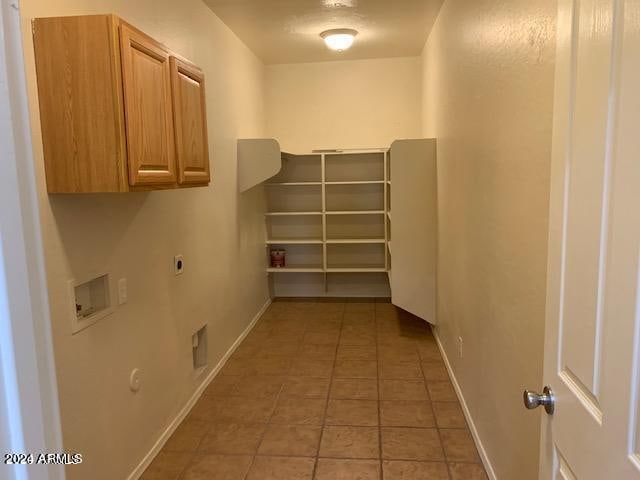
[263,148,391,296]
[237,138,437,314]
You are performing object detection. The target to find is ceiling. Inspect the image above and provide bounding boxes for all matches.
[204,0,444,64]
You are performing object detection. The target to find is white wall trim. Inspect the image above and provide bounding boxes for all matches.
[433,328,498,480]
[0,1,64,479]
[127,298,272,480]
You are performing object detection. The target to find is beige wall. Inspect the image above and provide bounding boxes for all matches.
[19,2,269,479]
[266,57,422,152]
[421,0,556,478]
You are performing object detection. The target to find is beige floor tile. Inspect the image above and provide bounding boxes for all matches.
[298,344,337,359]
[188,395,220,422]
[163,418,210,452]
[181,454,252,480]
[140,451,192,480]
[257,424,322,456]
[342,319,377,330]
[223,356,292,376]
[382,460,449,480]
[198,423,266,454]
[290,358,335,377]
[336,345,377,361]
[334,360,378,378]
[204,375,240,397]
[339,331,377,346]
[433,401,467,428]
[376,337,418,350]
[303,331,340,345]
[449,462,488,480]
[343,311,375,322]
[268,330,306,342]
[380,400,435,428]
[271,397,326,425]
[306,313,343,324]
[440,429,481,462]
[213,397,276,423]
[246,456,315,480]
[315,459,380,480]
[231,342,263,358]
[344,301,376,314]
[342,325,373,337]
[378,347,420,363]
[421,362,449,381]
[426,381,457,402]
[232,376,285,398]
[281,376,331,398]
[330,378,378,400]
[381,427,444,461]
[319,426,380,459]
[326,399,379,426]
[416,343,442,363]
[259,342,301,357]
[379,379,428,401]
[379,360,423,380]
[242,331,270,345]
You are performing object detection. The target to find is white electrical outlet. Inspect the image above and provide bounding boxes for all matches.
[117,278,128,305]
[458,336,463,359]
[174,255,184,275]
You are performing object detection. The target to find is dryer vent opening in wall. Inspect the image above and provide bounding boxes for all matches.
[192,325,208,371]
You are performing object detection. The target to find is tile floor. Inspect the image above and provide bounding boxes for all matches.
[142,298,488,480]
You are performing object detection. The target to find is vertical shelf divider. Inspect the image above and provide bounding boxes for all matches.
[321,153,328,292]
[384,150,389,272]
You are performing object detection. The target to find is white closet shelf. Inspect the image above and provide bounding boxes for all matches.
[326,238,386,244]
[326,267,388,273]
[325,210,385,215]
[265,182,322,186]
[266,239,323,245]
[265,211,323,216]
[268,267,324,273]
[325,180,384,185]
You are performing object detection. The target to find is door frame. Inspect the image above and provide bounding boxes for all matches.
[0,1,64,479]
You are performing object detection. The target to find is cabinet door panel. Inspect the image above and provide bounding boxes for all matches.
[120,22,176,185]
[170,57,210,185]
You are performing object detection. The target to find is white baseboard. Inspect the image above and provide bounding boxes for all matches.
[127,298,272,480]
[432,329,498,480]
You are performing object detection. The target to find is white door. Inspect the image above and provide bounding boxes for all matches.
[537,0,640,478]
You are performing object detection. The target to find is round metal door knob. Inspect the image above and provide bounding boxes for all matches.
[523,386,555,415]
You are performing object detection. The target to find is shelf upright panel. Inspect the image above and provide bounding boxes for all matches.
[321,153,328,292]
[384,150,389,271]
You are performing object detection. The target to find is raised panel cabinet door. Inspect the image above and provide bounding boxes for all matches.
[170,57,211,185]
[119,22,176,185]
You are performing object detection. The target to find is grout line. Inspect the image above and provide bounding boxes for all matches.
[374,306,384,479]
[170,449,481,464]
[420,329,454,480]
[239,315,293,480]
[312,301,344,479]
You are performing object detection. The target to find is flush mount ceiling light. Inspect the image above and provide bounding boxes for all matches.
[322,0,357,7]
[320,28,358,52]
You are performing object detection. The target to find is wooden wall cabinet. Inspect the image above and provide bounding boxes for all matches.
[32,15,211,193]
